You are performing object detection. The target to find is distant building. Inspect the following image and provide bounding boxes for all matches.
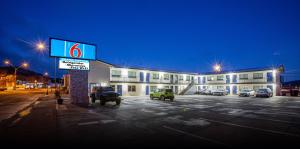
[0,66,49,89]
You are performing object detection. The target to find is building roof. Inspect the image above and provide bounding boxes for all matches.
[96,60,284,75]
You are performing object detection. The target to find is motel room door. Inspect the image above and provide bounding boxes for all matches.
[145,85,149,95]
[117,85,122,96]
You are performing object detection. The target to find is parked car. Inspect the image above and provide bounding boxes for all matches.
[256,88,273,98]
[90,86,121,105]
[212,89,227,96]
[150,89,174,101]
[198,89,207,95]
[204,89,213,95]
[239,89,255,97]
[0,87,7,91]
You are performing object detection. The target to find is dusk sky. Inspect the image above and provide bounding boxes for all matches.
[0,0,300,81]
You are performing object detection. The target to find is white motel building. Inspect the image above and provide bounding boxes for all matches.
[88,60,284,96]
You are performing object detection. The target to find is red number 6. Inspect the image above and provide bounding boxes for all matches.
[70,43,82,58]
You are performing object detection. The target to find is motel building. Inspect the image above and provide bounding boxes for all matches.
[87,60,284,97]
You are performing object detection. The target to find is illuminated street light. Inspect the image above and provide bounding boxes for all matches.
[3,60,29,90]
[214,64,221,73]
[36,42,46,51]
[44,72,48,76]
[4,60,10,65]
[22,62,29,68]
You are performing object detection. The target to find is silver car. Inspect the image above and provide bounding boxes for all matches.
[239,89,255,97]
[256,88,273,97]
[212,89,227,96]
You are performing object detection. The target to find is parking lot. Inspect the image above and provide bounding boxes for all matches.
[56,95,300,147]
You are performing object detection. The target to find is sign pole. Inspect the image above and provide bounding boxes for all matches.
[55,57,57,90]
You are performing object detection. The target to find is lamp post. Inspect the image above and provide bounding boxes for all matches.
[4,60,28,90]
[44,72,49,95]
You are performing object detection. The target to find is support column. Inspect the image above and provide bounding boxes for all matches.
[69,70,89,106]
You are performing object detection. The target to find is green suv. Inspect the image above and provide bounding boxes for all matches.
[150,89,174,101]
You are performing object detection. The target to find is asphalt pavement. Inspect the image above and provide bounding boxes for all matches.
[1,94,300,148]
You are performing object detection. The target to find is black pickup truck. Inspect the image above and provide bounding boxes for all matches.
[90,86,121,105]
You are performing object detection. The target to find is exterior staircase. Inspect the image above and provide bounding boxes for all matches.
[179,81,195,95]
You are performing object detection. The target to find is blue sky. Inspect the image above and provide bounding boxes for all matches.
[0,0,300,81]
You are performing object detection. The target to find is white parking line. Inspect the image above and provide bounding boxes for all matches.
[198,117,300,138]
[163,125,229,147]
[78,121,99,126]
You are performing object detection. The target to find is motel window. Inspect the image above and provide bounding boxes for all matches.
[150,86,157,92]
[207,76,213,81]
[217,75,224,81]
[164,86,170,89]
[217,86,224,89]
[186,76,190,81]
[111,85,116,91]
[239,74,248,80]
[111,70,121,77]
[179,75,183,81]
[253,85,263,91]
[164,74,170,80]
[128,71,137,78]
[253,73,263,79]
[152,73,159,80]
[128,85,136,92]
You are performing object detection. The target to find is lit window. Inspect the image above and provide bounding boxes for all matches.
[239,74,248,80]
[253,73,263,79]
[164,74,170,80]
[128,85,136,92]
[150,86,157,92]
[217,75,224,81]
[111,70,121,77]
[179,75,183,81]
[186,76,190,81]
[152,73,159,79]
[128,71,137,78]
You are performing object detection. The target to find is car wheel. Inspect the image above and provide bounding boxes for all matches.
[150,95,154,100]
[170,97,174,101]
[116,99,121,105]
[160,96,165,101]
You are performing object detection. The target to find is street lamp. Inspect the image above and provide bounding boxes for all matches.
[3,60,29,90]
[44,72,49,95]
[36,42,46,52]
[213,64,221,73]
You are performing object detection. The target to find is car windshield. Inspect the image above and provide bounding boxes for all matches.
[258,89,267,92]
[102,87,114,92]
[165,89,173,93]
[242,89,250,92]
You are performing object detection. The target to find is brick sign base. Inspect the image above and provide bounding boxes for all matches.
[69,70,89,106]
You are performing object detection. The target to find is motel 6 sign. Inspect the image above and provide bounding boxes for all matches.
[50,38,96,60]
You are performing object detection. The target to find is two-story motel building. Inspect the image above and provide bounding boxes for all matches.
[88,60,283,96]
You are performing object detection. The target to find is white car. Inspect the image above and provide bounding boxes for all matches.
[256,88,273,98]
[239,89,255,97]
[212,89,227,96]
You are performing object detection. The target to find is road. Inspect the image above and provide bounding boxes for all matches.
[1,94,300,147]
[0,89,47,122]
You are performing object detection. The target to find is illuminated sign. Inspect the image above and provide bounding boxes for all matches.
[59,58,89,70]
[50,38,96,60]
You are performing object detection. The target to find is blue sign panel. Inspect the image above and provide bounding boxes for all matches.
[50,38,96,60]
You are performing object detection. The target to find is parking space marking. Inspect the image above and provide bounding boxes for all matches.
[198,117,300,138]
[78,121,99,126]
[163,125,229,147]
